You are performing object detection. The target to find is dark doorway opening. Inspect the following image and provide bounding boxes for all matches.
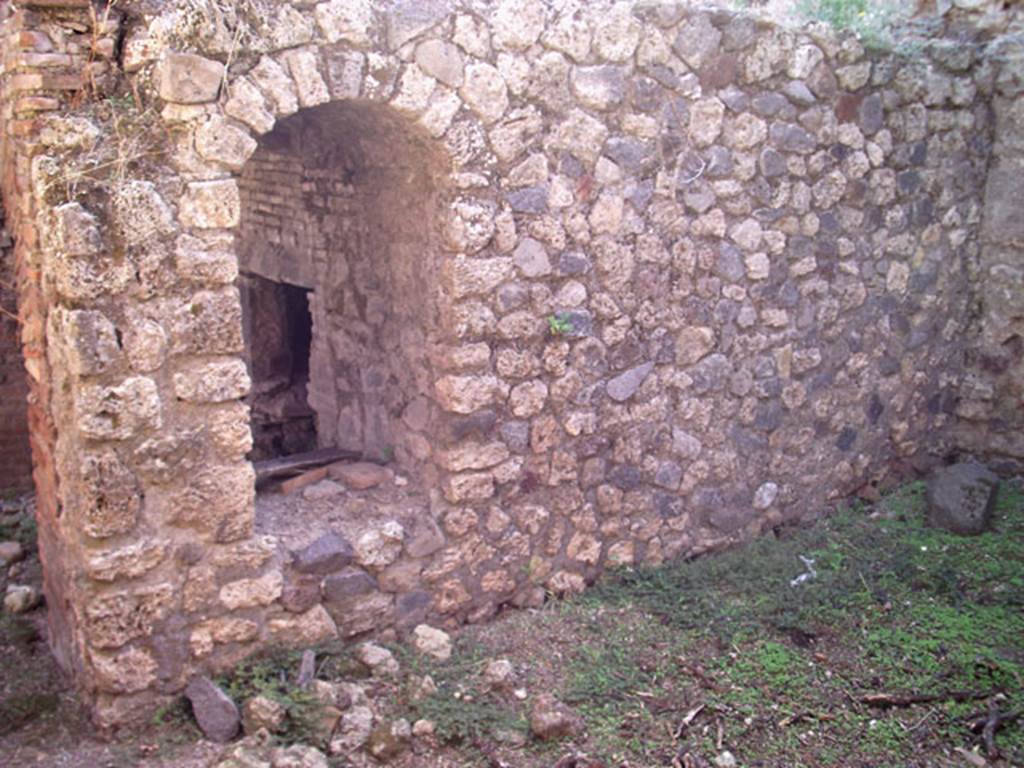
[241,273,317,461]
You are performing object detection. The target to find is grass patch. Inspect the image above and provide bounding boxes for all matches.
[556,479,1024,766]
[0,692,60,737]
[0,508,37,551]
[397,636,529,751]
[214,643,353,748]
[1,479,1020,767]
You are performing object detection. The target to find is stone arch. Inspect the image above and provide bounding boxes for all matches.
[209,38,520,493]
[233,100,452,472]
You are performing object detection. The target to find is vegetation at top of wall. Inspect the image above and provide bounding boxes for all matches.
[795,0,915,51]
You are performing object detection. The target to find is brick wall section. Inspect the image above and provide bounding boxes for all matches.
[238,150,325,288]
[0,0,116,681]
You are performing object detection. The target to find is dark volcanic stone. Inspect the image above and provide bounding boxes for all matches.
[628,76,664,112]
[605,137,657,173]
[395,591,431,627]
[292,532,354,575]
[606,362,654,402]
[558,251,592,275]
[719,85,749,112]
[926,463,999,536]
[752,92,788,117]
[878,356,900,377]
[836,426,857,451]
[500,420,530,453]
[722,15,757,50]
[322,568,377,602]
[185,676,240,743]
[759,147,787,177]
[608,464,641,491]
[450,409,497,440]
[858,92,884,135]
[698,53,739,90]
[867,394,885,424]
[769,122,816,154]
[507,186,548,214]
[281,573,321,613]
[782,80,816,105]
[710,506,749,533]
[629,179,655,211]
[560,309,593,337]
[715,243,745,282]
[655,491,685,518]
[654,461,683,490]
[835,92,863,123]
[705,146,733,177]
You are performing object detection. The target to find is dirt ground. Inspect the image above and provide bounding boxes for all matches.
[2,478,1022,768]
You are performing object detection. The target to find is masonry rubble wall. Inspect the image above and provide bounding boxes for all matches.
[0,0,1020,728]
[954,34,1024,467]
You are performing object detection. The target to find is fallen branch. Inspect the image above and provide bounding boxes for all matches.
[899,707,936,733]
[965,705,1021,760]
[982,701,1000,760]
[859,690,993,708]
[966,708,1020,732]
[778,711,835,728]
[673,704,706,739]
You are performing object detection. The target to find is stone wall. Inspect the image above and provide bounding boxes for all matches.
[0,0,1019,729]
[956,34,1024,467]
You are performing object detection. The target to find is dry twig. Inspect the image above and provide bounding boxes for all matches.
[673,703,706,739]
[965,704,1021,760]
[778,711,836,728]
[858,690,993,708]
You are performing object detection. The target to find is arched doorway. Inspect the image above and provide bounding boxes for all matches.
[237,102,448,473]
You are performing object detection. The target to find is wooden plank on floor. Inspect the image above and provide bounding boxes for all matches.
[253,447,362,483]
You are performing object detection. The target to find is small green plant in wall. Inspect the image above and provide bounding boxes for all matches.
[547,312,574,336]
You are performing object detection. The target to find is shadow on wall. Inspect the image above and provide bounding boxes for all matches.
[0,209,32,494]
[237,102,449,473]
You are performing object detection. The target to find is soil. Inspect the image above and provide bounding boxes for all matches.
[2,479,1022,768]
[254,463,429,553]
